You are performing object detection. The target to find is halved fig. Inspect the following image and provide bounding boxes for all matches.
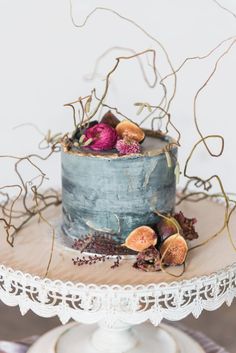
[123,226,157,252]
[101,110,120,128]
[160,233,188,266]
[116,120,145,143]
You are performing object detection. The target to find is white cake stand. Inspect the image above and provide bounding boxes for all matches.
[0,198,236,352]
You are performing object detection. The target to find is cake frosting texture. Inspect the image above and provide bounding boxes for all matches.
[62,136,177,241]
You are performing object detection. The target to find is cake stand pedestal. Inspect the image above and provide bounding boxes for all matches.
[27,321,204,353]
[0,198,236,352]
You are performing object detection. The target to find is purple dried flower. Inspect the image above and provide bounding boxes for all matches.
[115,138,141,155]
[84,123,118,151]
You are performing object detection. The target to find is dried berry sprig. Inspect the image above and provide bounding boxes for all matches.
[72,254,107,266]
[110,256,122,269]
[73,233,134,256]
[72,254,122,269]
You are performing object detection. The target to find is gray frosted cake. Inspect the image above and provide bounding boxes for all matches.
[61,116,178,242]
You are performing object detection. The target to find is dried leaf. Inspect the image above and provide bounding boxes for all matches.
[174,162,180,184]
[145,103,152,112]
[165,151,172,168]
[46,129,51,142]
[83,138,93,146]
[79,134,86,144]
[85,96,92,113]
[136,103,145,115]
[134,102,152,114]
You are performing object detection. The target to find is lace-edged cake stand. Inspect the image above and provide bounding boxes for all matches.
[0,198,236,353]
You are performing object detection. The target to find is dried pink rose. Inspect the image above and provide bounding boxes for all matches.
[115,138,141,155]
[84,123,118,151]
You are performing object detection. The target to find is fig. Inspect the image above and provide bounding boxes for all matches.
[133,246,161,272]
[116,120,145,143]
[101,110,120,128]
[157,217,180,242]
[123,226,157,252]
[160,233,188,266]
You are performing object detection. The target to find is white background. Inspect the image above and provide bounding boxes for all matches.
[0,0,236,193]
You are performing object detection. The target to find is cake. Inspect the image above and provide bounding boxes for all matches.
[61,117,178,243]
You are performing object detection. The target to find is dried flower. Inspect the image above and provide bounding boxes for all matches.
[133,246,161,272]
[174,211,199,240]
[84,123,118,151]
[116,137,141,155]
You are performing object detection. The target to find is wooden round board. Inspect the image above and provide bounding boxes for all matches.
[0,198,236,286]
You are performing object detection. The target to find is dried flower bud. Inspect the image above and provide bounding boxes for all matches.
[116,138,141,155]
[84,123,118,151]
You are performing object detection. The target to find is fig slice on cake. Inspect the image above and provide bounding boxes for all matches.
[116,120,145,143]
[122,226,157,252]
